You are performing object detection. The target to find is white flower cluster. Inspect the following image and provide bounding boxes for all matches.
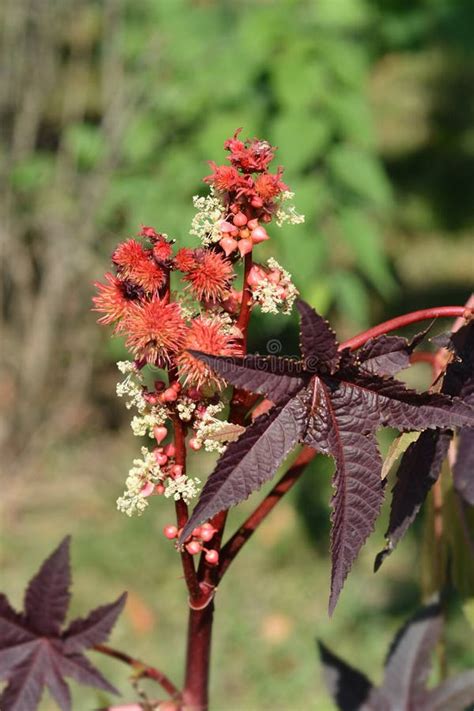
[275,191,305,227]
[130,409,168,438]
[252,258,299,315]
[190,187,224,245]
[193,403,230,454]
[116,447,163,516]
[164,474,201,503]
[176,396,197,422]
[116,361,147,413]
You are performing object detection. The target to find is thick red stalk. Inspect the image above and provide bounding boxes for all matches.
[172,414,201,603]
[93,644,180,699]
[342,306,471,351]
[183,251,254,710]
[182,602,214,711]
[218,447,315,580]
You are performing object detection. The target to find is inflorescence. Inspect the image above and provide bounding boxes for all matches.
[93,129,304,538]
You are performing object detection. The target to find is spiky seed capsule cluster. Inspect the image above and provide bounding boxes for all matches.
[93,130,304,525]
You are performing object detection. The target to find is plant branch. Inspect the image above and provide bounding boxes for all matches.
[236,251,254,348]
[93,644,180,699]
[198,250,255,586]
[218,446,316,580]
[172,414,201,602]
[341,306,472,351]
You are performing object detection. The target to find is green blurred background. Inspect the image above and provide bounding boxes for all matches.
[1,0,473,708]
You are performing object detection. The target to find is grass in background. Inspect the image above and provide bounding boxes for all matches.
[1,428,471,710]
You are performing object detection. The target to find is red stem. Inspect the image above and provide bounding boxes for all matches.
[182,602,214,711]
[236,252,254,350]
[182,251,255,710]
[342,306,471,351]
[218,447,315,580]
[172,415,201,603]
[93,644,180,699]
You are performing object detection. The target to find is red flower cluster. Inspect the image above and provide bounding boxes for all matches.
[202,130,291,259]
[175,248,234,303]
[177,316,242,389]
[224,128,275,173]
[93,130,298,385]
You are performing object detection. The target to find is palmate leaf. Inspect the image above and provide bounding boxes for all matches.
[180,395,308,541]
[183,300,474,612]
[0,538,126,711]
[454,427,474,504]
[317,641,373,711]
[374,430,451,572]
[356,328,429,377]
[377,321,474,569]
[319,603,474,711]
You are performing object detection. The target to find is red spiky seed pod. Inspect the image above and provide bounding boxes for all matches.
[122,297,187,366]
[92,273,134,328]
[180,250,234,303]
[174,248,196,273]
[177,316,242,389]
[112,239,166,292]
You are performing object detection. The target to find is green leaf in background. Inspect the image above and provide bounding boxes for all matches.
[444,486,474,598]
[272,49,329,110]
[463,599,474,629]
[329,144,393,208]
[122,115,160,163]
[65,123,105,170]
[325,92,375,149]
[270,112,331,172]
[381,431,421,480]
[10,154,54,192]
[338,207,397,298]
[332,270,371,328]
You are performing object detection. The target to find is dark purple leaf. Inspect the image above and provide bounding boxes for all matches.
[381,603,441,707]
[327,432,384,615]
[319,603,473,711]
[24,537,71,637]
[187,351,305,402]
[180,395,308,541]
[318,641,373,711]
[296,300,340,373]
[421,670,474,710]
[0,539,125,711]
[63,593,127,653]
[356,328,428,377]
[376,320,474,566]
[188,300,474,612]
[334,369,474,432]
[453,427,474,505]
[58,651,119,695]
[375,430,451,571]
[302,378,385,613]
[43,648,72,711]
[0,644,49,711]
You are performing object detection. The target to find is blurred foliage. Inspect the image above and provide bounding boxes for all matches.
[2,0,473,457]
[1,1,473,706]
